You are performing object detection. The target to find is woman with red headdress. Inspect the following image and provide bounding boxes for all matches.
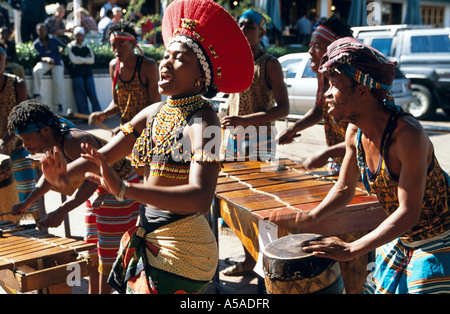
[40,0,254,294]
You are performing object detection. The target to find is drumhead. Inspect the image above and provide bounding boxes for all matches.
[263,234,336,280]
[264,233,322,260]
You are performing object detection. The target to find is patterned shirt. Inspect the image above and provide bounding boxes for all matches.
[356,108,450,243]
[116,55,150,125]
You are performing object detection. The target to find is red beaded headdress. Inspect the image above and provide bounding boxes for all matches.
[162,0,254,95]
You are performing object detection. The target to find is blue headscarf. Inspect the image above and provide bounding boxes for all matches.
[15,116,77,136]
[239,9,267,31]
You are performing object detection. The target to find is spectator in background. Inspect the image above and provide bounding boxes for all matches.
[296,12,311,46]
[67,26,101,115]
[17,0,47,42]
[76,8,97,34]
[112,7,122,25]
[0,27,25,79]
[99,0,117,19]
[32,23,66,114]
[98,9,113,43]
[45,3,66,38]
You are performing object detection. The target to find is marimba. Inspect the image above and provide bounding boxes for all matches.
[213,159,387,294]
[0,221,96,294]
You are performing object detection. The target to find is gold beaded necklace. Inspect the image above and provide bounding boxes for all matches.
[151,94,209,156]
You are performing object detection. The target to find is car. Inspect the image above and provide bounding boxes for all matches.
[278,52,415,116]
[353,25,450,119]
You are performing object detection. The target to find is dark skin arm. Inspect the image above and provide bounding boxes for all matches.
[91,56,161,125]
[301,119,430,261]
[221,57,289,128]
[277,74,325,145]
[43,105,221,215]
[38,130,101,228]
[83,109,221,214]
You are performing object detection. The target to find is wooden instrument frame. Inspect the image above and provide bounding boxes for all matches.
[212,159,387,294]
[0,222,96,294]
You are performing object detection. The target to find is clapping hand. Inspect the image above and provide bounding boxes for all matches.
[41,146,69,187]
[81,143,122,196]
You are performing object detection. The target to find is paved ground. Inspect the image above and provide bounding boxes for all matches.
[2,111,450,294]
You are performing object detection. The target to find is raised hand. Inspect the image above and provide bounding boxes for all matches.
[41,146,69,187]
[81,143,122,196]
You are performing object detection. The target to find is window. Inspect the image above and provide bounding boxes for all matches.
[370,38,393,56]
[410,35,450,53]
[302,60,317,78]
[421,6,445,27]
[281,58,303,78]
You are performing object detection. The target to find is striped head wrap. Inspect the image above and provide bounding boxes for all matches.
[109,31,144,90]
[312,25,338,43]
[319,37,397,108]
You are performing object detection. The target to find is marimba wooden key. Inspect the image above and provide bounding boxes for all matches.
[214,159,387,294]
[0,221,96,294]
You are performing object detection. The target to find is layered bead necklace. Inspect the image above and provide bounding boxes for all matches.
[151,94,210,157]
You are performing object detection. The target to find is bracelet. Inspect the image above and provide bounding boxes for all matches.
[115,180,129,201]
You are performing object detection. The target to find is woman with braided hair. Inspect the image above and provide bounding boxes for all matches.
[89,20,160,133]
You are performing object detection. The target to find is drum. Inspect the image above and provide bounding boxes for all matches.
[0,154,19,221]
[263,234,345,294]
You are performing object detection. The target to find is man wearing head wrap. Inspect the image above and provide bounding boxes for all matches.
[271,37,450,294]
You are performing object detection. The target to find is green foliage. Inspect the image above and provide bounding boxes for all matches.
[266,45,308,58]
[15,42,39,70]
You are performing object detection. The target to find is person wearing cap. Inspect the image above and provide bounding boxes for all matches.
[277,17,353,171]
[0,43,40,222]
[67,26,101,115]
[38,0,254,294]
[272,37,450,294]
[9,100,141,294]
[89,20,160,134]
[220,9,289,277]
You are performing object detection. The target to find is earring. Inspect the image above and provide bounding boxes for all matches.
[194,80,201,87]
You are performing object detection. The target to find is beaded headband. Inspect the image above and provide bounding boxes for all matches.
[312,25,338,43]
[161,0,254,95]
[169,35,212,89]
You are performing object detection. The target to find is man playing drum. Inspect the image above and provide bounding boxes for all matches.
[271,37,450,294]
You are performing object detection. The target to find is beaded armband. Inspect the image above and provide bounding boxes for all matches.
[191,149,222,167]
[121,123,140,138]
